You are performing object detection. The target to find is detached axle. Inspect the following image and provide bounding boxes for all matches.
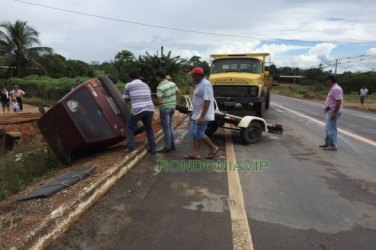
[176,96,283,144]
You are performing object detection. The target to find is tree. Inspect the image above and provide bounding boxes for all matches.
[0,20,52,77]
[137,46,189,91]
[65,59,95,77]
[114,50,137,82]
[35,53,67,78]
[188,56,210,76]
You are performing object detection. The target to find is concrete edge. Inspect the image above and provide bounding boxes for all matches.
[10,117,188,250]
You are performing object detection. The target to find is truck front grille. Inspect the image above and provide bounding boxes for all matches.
[213,86,259,97]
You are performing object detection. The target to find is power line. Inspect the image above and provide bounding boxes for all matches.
[13,0,376,45]
[14,0,264,40]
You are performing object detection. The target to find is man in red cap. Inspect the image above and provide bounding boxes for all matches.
[184,67,219,159]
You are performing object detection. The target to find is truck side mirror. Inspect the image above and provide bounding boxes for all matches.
[264,71,270,76]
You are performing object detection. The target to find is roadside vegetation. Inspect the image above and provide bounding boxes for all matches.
[0,142,65,200]
[273,84,376,101]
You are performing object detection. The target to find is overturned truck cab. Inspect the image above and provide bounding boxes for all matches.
[38,76,142,159]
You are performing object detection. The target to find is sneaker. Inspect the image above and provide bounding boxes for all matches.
[319,144,328,148]
[124,148,135,153]
[323,146,337,151]
[157,148,171,153]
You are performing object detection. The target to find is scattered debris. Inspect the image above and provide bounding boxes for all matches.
[19,166,96,201]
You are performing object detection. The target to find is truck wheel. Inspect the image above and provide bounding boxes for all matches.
[265,91,270,110]
[254,102,265,118]
[99,77,144,134]
[205,121,219,136]
[240,122,262,144]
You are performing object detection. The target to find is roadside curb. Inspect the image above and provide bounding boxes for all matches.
[11,118,186,250]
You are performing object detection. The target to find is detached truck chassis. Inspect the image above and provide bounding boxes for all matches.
[176,96,283,144]
[209,53,271,117]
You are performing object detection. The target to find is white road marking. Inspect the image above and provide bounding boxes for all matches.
[273,94,376,120]
[225,129,254,250]
[272,102,376,148]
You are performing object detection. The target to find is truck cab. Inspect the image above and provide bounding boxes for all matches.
[209,53,271,117]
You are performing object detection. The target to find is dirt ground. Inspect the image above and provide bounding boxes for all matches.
[0,106,185,249]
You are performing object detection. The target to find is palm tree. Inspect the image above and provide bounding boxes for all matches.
[137,46,189,91]
[0,20,52,77]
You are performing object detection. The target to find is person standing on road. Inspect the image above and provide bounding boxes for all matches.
[123,71,156,154]
[359,85,369,106]
[10,85,25,111]
[319,75,343,151]
[155,70,181,153]
[184,67,219,159]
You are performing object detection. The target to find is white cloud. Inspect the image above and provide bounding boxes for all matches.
[1,0,376,72]
[368,48,376,55]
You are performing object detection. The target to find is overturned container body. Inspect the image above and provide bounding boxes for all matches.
[38,76,141,159]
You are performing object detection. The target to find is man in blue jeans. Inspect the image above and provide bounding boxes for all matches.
[319,75,343,151]
[155,70,181,153]
[123,71,156,154]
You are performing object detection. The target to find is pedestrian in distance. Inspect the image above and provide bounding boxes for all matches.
[359,85,369,106]
[184,67,219,159]
[319,75,343,151]
[1,86,11,114]
[155,70,181,153]
[71,79,81,91]
[10,84,25,111]
[122,71,156,154]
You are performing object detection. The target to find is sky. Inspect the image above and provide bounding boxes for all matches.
[1,0,376,73]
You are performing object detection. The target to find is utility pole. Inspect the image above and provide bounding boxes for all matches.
[334,58,338,75]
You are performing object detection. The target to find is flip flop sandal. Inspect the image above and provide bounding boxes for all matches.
[184,155,201,160]
[206,147,219,159]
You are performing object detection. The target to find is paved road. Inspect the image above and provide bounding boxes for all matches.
[272,94,376,141]
[241,95,376,249]
[49,96,376,249]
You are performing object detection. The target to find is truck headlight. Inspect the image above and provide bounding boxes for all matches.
[248,86,258,96]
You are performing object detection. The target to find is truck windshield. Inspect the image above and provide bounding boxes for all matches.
[211,58,261,74]
[65,88,112,141]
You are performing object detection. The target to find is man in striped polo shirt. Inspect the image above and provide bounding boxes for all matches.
[123,71,156,154]
[155,70,181,153]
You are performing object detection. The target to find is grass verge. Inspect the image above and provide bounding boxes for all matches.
[0,142,65,200]
[272,84,376,111]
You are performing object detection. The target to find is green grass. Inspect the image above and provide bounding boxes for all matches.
[343,92,376,102]
[23,97,57,107]
[0,142,65,200]
[273,84,375,103]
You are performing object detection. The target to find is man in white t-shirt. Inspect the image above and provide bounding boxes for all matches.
[184,67,218,160]
[360,86,369,105]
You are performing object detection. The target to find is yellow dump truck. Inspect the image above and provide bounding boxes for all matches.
[209,53,271,117]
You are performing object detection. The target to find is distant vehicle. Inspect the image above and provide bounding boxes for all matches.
[38,76,143,159]
[209,53,271,117]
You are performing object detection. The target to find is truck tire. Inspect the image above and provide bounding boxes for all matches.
[205,121,219,136]
[99,76,144,135]
[265,91,270,110]
[254,102,265,118]
[240,122,262,144]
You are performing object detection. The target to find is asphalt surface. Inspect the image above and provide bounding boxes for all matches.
[48,95,376,250]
